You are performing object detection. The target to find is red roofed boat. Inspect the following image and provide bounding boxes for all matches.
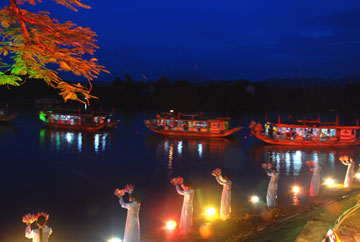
[144,111,243,137]
[39,108,119,131]
[249,115,360,146]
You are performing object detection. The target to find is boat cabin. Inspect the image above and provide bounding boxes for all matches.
[263,122,359,142]
[40,111,109,126]
[150,113,230,134]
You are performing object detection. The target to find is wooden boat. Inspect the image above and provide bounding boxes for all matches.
[0,108,17,123]
[249,116,360,146]
[144,112,243,137]
[39,109,119,131]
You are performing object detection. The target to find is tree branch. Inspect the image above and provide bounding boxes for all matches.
[9,0,31,42]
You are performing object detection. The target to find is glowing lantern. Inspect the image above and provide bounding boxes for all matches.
[355,173,360,179]
[292,186,300,194]
[250,195,259,204]
[165,220,177,231]
[325,178,335,187]
[108,238,122,242]
[206,207,216,217]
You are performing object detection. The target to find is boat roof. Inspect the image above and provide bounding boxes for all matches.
[268,120,360,129]
[156,112,231,122]
[42,109,112,117]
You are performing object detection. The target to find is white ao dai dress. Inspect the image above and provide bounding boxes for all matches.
[120,197,141,242]
[216,175,231,220]
[309,166,321,197]
[176,184,194,235]
[25,225,52,242]
[344,161,355,188]
[266,171,279,207]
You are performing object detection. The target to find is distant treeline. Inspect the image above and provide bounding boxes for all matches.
[1,75,360,115]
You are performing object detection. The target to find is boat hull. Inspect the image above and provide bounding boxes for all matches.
[145,120,242,137]
[0,114,18,122]
[253,134,360,146]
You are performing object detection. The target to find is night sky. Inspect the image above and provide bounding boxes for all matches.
[23,0,360,82]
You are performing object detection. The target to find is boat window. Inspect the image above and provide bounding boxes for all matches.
[330,129,336,136]
[296,128,303,136]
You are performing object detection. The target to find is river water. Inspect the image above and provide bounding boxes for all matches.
[1,108,359,242]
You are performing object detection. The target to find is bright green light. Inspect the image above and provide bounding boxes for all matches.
[39,111,48,123]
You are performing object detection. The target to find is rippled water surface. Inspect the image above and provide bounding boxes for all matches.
[1,108,359,242]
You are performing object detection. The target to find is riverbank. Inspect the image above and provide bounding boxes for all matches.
[142,185,360,241]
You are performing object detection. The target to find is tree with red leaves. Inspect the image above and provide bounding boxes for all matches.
[0,0,108,103]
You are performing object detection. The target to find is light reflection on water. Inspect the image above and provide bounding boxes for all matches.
[249,144,360,176]
[39,128,110,153]
[152,135,238,178]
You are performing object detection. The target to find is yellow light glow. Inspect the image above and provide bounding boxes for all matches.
[165,220,177,231]
[292,186,300,194]
[108,238,122,242]
[355,173,360,179]
[206,207,216,217]
[250,195,259,204]
[325,178,335,187]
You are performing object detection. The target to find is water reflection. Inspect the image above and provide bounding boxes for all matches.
[39,128,110,153]
[307,162,321,197]
[0,123,17,135]
[250,144,360,176]
[146,135,239,176]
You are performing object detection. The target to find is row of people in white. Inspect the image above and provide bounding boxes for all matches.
[265,163,321,207]
[24,157,358,242]
[117,157,358,240]
[173,169,232,236]
[265,156,358,207]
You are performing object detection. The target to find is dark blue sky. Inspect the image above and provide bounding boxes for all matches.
[24,0,360,82]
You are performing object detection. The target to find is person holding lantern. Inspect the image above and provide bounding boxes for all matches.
[171,176,194,235]
[262,163,279,207]
[114,184,141,242]
[212,168,232,220]
[24,212,52,242]
[339,156,356,188]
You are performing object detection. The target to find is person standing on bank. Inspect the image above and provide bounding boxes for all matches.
[339,156,355,188]
[24,212,52,242]
[262,163,279,207]
[171,176,195,235]
[212,168,232,220]
[115,185,141,242]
